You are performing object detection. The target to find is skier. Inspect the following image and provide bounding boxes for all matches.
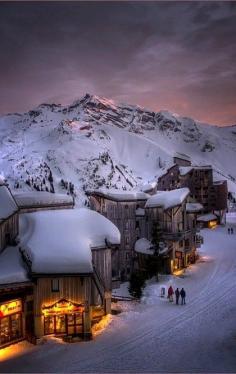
[175,288,180,305]
[180,288,186,305]
[168,285,174,302]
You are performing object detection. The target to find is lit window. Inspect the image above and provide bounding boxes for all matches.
[51,279,60,292]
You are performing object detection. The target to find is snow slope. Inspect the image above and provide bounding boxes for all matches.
[0,215,236,372]
[0,94,236,206]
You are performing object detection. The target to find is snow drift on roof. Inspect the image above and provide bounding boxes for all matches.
[88,189,150,201]
[139,181,157,193]
[174,152,191,162]
[19,208,120,274]
[0,185,18,221]
[186,202,203,212]
[179,165,212,176]
[197,213,218,222]
[134,238,154,255]
[145,188,189,210]
[0,247,29,285]
[14,191,73,208]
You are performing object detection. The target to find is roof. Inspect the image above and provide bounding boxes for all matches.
[0,246,29,285]
[134,238,154,255]
[179,165,212,176]
[145,188,190,210]
[174,152,191,162]
[139,181,157,193]
[87,189,150,202]
[0,185,18,222]
[186,202,203,212]
[19,208,120,274]
[197,213,218,222]
[14,191,73,208]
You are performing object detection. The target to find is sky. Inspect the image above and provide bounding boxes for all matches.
[0,1,236,126]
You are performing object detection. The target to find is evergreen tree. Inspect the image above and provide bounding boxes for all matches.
[148,222,163,281]
[128,271,146,299]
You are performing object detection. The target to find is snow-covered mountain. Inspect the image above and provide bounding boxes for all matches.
[1,93,236,204]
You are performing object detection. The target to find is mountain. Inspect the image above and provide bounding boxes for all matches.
[0,93,236,204]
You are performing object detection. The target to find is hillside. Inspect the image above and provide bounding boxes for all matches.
[0,93,236,204]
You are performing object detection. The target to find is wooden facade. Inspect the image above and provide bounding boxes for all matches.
[0,213,19,252]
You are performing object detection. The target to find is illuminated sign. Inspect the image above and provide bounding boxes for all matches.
[42,299,84,315]
[0,300,22,318]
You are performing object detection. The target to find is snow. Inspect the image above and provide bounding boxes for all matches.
[134,238,154,255]
[174,151,191,162]
[135,207,145,216]
[88,189,150,201]
[179,166,193,176]
[0,246,29,285]
[13,191,73,208]
[1,217,236,372]
[139,180,157,193]
[197,213,218,222]
[19,208,120,274]
[186,202,203,212]
[0,185,18,221]
[145,187,190,210]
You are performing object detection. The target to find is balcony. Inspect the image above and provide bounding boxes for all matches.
[162,230,191,241]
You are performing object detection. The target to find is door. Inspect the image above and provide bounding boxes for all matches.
[55,315,66,334]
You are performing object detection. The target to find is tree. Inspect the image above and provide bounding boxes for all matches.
[128,271,146,299]
[148,222,163,281]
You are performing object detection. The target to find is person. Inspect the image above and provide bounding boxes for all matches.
[231,227,234,234]
[175,288,180,305]
[168,285,174,302]
[180,288,186,305]
[228,228,230,234]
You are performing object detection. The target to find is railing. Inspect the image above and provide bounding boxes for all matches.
[162,230,191,241]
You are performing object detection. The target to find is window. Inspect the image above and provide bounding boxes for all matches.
[51,279,60,292]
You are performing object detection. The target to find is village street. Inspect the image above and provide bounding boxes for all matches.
[0,215,236,373]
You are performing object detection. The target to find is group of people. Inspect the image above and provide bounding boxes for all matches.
[168,286,186,305]
[227,227,234,234]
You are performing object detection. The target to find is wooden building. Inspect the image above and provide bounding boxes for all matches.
[19,208,120,341]
[87,190,149,281]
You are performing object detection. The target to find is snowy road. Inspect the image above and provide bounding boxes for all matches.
[1,219,236,373]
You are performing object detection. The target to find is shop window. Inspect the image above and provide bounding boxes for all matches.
[44,316,54,335]
[51,279,60,292]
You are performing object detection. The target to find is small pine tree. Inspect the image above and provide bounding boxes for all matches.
[128,271,146,299]
[149,222,163,281]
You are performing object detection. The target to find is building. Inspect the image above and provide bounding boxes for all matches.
[144,188,199,272]
[19,208,120,342]
[87,190,149,281]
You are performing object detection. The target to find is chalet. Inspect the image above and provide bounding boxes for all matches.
[144,188,199,272]
[19,209,120,342]
[87,190,149,281]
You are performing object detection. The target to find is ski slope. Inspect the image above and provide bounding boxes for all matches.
[1,215,236,373]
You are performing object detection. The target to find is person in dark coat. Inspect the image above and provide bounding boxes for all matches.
[231,227,234,234]
[228,228,230,234]
[175,288,180,305]
[180,288,186,305]
[168,286,174,302]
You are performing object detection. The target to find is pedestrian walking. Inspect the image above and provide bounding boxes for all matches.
[231,227,234,234]
[228,228,230,234]
[168,285,174,302]
[180,288,186,305]
[175,288,180,305]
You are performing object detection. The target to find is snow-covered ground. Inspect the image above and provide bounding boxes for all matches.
[0,215,236,373]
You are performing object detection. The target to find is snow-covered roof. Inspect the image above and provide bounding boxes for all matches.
[88,189,150,201]
[0,185,18,222]
[174,152,191,162]
[136,208,145,216]
[197,213,218,222]
[140,181,157,193]
[19,208,120,274]
[145,188,190,210]
[134,238,154,255]
[14,191,73,208]
[0,247,29,285]
[186,202,203,212]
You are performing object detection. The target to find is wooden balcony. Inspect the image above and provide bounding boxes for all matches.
[162,230,191,241]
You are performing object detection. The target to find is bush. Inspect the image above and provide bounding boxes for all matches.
[128,271,146,299]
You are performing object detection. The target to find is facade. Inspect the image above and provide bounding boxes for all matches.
[87,191,149,280]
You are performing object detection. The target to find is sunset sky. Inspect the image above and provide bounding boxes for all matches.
[0,1,236,125]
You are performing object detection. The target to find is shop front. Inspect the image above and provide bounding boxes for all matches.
[0,299,23,347]
[174,250,184,270]
[42,299,85,336]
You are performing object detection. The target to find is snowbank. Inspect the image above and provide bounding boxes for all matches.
[145,188,189,210]
[0,185,18,221]
[19,208,120,274]
[0,247,29,285]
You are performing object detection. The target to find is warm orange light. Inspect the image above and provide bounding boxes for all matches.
[0,300,22,317]
[208,220,217,229]
[92,314,112,337]
[42,299,84,316]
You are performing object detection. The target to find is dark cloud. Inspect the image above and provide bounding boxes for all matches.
[0,1,235,125]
